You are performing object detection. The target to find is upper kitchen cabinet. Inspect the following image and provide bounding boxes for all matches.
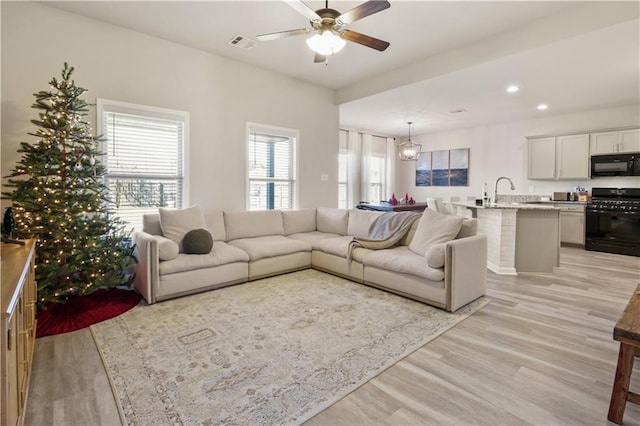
[556,134,590,178]
[528,137,556,179]
[528,134,589,180]
[590,128,640,154]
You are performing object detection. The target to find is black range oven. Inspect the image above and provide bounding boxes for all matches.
[585,187,640,257]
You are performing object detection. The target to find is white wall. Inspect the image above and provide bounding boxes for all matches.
[1,2,339,212]
[396,104,640,202]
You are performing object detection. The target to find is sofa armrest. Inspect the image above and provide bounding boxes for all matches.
[132,230,160,304]
[445,234,487,311]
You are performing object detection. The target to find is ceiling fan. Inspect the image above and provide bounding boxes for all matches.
[257,0,391,63]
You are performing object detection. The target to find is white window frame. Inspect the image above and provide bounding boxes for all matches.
[246,122,299,211]
[97,98,189,229]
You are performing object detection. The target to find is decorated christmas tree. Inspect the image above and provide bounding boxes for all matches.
[3,63,134,305]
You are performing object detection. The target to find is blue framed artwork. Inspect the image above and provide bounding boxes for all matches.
[431,150,449,186]
[449,148,469,186]
[415,152,431,186]
[415,148,469,187]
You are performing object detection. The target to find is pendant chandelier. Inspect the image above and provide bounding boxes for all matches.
[397,121,421,161]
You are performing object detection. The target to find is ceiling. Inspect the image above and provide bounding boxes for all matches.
[45,1,640,136]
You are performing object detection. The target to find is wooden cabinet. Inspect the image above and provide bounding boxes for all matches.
[1,240,36,426]
[590,128,640,154]
[558,204,585,246]
[528,134,589,180]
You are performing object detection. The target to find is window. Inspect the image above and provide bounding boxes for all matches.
[338,130,395,208]
[338,130,348,209]
[98,99,188,230]
[247,123,297,211]
[367,136,388,203]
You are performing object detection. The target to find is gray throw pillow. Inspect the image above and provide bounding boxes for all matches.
[183,228,213,254]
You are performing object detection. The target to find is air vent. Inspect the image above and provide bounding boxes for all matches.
[229,35,257,50]
[448,108,467,114]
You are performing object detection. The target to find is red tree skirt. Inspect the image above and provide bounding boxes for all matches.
[36,288,142,338]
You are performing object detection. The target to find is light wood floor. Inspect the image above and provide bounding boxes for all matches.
[25,247,640,425]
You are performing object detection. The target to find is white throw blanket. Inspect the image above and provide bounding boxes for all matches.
[348,211,421,260]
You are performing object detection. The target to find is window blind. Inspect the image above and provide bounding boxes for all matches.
[100,102,187,230]
[247,126,297,211]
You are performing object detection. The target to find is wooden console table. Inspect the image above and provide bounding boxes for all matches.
[1,240,37,426]
[608,282,640,424]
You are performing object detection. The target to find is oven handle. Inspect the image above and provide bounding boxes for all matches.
[587,210,640,217]
[586,209,639,215]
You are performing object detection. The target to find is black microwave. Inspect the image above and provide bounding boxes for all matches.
[591,153,640,177]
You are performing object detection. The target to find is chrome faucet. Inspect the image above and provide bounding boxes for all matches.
[494,176,515,203]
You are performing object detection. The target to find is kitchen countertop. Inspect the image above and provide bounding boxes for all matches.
[450,201,560,211]
[534,200,588,205]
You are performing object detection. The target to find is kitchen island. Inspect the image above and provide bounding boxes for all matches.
[451,201,560,275]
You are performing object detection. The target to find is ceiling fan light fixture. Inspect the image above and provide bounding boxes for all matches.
[397,122,422,161]
[306,30,346,56]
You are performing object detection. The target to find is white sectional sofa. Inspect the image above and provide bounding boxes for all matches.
[132,206,487,312]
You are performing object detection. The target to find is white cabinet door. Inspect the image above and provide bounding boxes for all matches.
[620,128,640,152]
[590,131,619,154]
[560,211,585,245]
[556,134,589,178]
[590,128,640,154]
[528,137,556,179]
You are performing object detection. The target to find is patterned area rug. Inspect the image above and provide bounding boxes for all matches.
[91,269,488,425]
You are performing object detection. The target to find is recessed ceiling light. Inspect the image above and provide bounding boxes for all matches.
[537,104,548,110]
[506,85,519,93]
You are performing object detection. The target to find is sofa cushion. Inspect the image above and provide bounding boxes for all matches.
[143,213,163,236]
[144,210,226,241]
[224,210,284,241]
[315,236,354,258]
[183,229,214,254]
[347,209,384,237]
[363,246,445,281]
[158,242,249,275]
[287,231,339,249]
[228,235,311,261]
[283,209,316,235]
[426,243,445,268]
[317,207,349,235]
[399,219,420,247]
[456,219,477,239]
[159,205,207,250]
[203,210,226,241]
[152,235,179,261]
[408,209,463,256]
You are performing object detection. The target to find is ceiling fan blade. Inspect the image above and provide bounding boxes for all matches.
[284,0,321,21]
[257,28,310,41]
[337,0,390,25]
[314,53,326,63]
[341,30,390,51]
